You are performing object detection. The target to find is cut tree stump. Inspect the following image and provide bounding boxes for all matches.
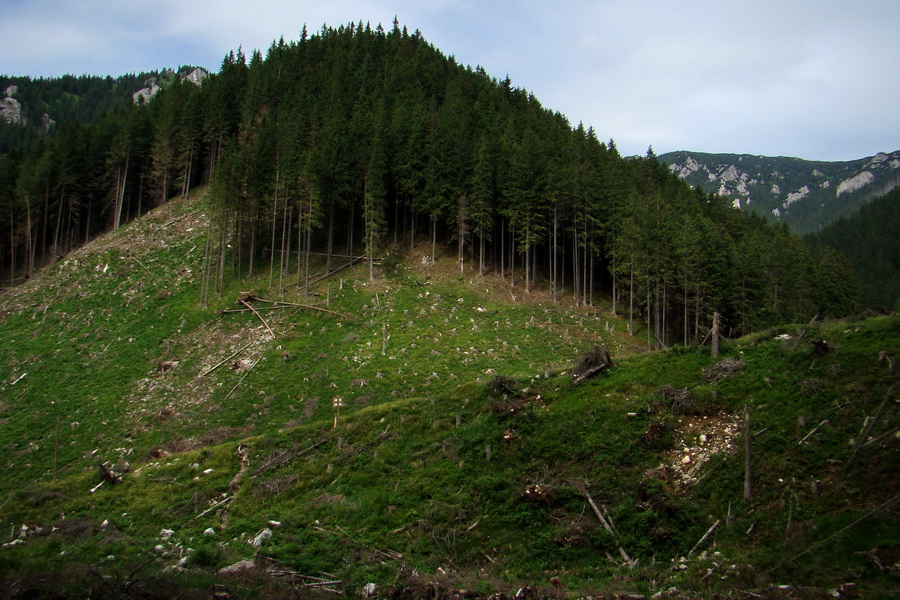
[572,345,614,385]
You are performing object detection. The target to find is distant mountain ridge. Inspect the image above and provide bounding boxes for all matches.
[658,150,900,234]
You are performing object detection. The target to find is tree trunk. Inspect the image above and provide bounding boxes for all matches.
[629,265,635,335]
[304,200,313,296]
[280,202,290,297]
[479,231,485,277]
[8,204,14,284]
[431,217,437,263]
[52,185,64,260]
[24,193,33,278]
[326,203,335,273]
[269,168,280,287]
[500,223,505,281]
[525,223,531,293]
[712,311,720,358]
[743,404,752,501]
[572,219,579,305]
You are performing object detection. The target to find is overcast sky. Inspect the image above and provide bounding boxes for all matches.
[1,0,897,161]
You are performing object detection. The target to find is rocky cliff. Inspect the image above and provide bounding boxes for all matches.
[659,150,900,234]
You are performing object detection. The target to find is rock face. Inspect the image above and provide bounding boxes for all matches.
[659,150,900,234]
[132,68,208,105]
[836,171,875,196]
[0,85,24,125]
[132,80,162,105]
[183,67,208,86]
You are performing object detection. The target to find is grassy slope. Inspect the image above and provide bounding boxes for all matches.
[0,190,898,598]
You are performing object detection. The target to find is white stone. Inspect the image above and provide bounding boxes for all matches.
[249,528,272,547]
[836,171,875,196]
[783,185,810,209]
[219,559,256,575]
[203,528,216,536]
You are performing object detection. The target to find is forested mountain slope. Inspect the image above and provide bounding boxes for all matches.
[659,150,900,235]
[0,68,208,155]
[1,22,859,348]
[806,186,900,310]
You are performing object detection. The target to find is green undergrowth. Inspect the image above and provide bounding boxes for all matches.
[1,193,898,598]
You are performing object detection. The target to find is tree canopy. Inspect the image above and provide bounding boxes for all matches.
[0,22,861,343]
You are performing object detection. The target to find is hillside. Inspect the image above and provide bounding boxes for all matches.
[658,150,900,234]
[1,188,898,599]
[806,186,900,310]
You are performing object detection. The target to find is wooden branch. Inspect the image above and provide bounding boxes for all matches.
[222,357,261,402]
[860,426,899,448]
[222,306,294,314]
[790,494,899,562]
[199,342,253,378]
[99,462,122,485]
[744,405,752,501]
[689,519,721,556]
[270,301,352,320]
[234,297,352,320]
[162,210,198,228]
[184,495,233,524]
[569,480,634,567]
[798,419,829,445]
[297,255,365,289]
[239,298,276,338]
[251,440,326,477]
[847,399,887,466]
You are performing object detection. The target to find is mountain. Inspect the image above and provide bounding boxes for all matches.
[806,185,900,310]
[658,150,900,234]
[0,68,207,155]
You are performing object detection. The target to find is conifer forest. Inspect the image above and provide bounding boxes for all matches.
[1,22,859,346]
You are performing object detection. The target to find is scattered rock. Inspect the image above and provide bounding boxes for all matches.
[249,527,272,547]
[219,558,256,575]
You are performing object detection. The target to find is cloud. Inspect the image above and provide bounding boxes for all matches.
[0,0,897,160]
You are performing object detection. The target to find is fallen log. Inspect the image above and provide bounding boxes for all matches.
[569,480,634,567]
[239,298,276,338]
[689,519,721,555]
[198,342,253,378]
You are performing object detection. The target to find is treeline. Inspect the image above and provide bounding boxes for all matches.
[806,187,900,311]
[0,73,153,154]
[0,21,858,344]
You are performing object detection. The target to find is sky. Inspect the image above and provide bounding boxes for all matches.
[1,0,898,162]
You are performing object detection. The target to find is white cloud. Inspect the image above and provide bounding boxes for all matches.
[0,0,897,160]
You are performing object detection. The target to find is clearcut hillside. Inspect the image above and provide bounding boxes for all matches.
[0,188,898,600]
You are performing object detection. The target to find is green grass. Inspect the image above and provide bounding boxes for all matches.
[1,192,898,598]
